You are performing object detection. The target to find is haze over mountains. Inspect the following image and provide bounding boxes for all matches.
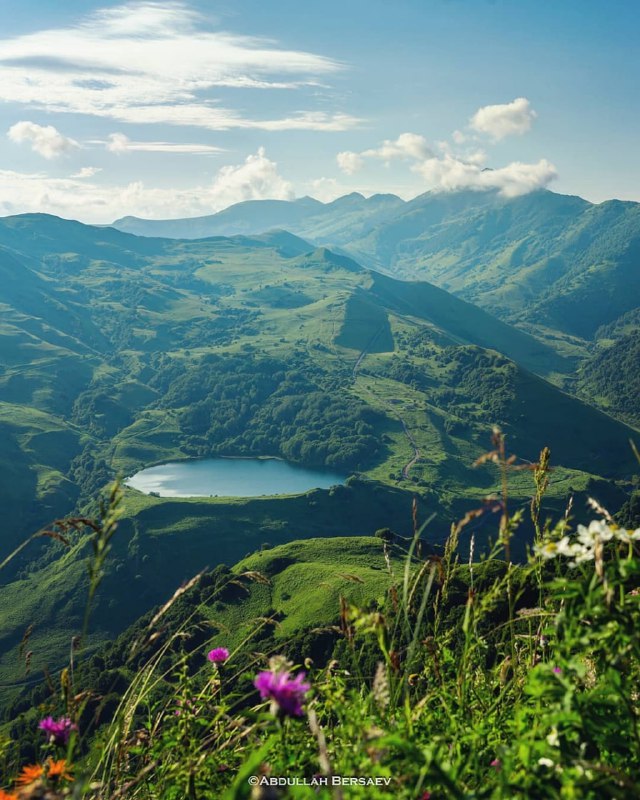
[113,188,640,337]
[114,188,640,418]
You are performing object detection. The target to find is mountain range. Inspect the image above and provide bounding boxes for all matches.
[114,188,640,422]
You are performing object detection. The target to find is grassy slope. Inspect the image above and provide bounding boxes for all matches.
[214,536,399,649]
[336,191,640,344]
[0,213,637,702]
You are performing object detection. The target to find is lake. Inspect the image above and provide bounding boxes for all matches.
[125,457,346,498]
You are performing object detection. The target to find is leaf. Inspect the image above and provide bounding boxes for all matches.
[337,572,365,584]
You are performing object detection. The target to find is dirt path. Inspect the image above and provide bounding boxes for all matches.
[352,325,385,379]
[399,416,421,479]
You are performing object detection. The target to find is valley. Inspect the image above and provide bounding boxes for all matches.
[0,197,638,714]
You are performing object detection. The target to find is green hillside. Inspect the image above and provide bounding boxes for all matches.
[112,188,640,425]
[0,212,637,705]
[577,327,640,428]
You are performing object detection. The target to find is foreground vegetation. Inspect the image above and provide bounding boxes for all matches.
[2,433,640,798]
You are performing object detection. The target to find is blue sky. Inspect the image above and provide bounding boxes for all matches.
[0,0,638,222]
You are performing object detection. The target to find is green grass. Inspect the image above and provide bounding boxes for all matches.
[204,536,400,650]
[0,213,637,705]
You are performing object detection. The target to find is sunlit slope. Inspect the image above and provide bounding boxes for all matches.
[341,191,640,339]
[0,487,423,707]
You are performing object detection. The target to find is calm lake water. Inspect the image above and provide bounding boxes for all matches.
[125,457,346,498]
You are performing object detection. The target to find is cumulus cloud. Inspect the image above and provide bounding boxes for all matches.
[0,2,359,131]
[452,129,467,145]
[363,132,432,162]
[0,148,295,222]
[71,166,102,178]
[209,147,293,207]
[105,132,223,154]
[337,133,432,175]
[413,155,557,197]
[307,177,355,202]
[336,151,364,175]
[469,97,536,141]
[333,99,554,198]
[336,133,433,175]
[7,120,79,158]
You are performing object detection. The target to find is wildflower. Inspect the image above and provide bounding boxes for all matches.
[47,758,73,782]
[420,793,431,800]
[547,727,560,747]
[614,527,640,544]
[576,520,612,546]
[16,764,44,786]
[534,536,572,560]
[553,666,562,674]
[538,757,554,768]
[254,668,310,717]
[174,697,198,717]
[0,790,18,800]
[207,647,229,664]
[38,716,77,746]
[568,544,595,568]
[490,758,502,771]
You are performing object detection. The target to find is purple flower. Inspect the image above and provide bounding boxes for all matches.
[207,647,230,664]
[38,716,77,746]
[254,669,310,717]
[553,666,562,674]
[490,758,502,771]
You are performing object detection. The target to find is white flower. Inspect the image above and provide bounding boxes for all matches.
[568,544,595,568]
[614,527,640,544]
[535,536,571,560]
[576,520,613,546]
[538,757,554,768]
[546,727,559,747]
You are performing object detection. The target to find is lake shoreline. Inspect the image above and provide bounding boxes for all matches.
[125,456,346,499]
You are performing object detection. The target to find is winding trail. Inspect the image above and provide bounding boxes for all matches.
[399,417,421,479]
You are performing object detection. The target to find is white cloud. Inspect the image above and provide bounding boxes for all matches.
[71,166,102,178]
[337,133,432,174]
[209,147,293,207]
[105,132,223,154]
[0,148,294,222]
[413,155,557,197]
[7,120,79,158]
[336,151,364,175]
[0,151,293,223]
[0,2,358,132]
[362,132,432,162]
[469,97,536,141]
[333,104,554,199]
[308,177,352,202]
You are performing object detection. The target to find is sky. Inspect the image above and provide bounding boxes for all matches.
[0,0,638,223]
